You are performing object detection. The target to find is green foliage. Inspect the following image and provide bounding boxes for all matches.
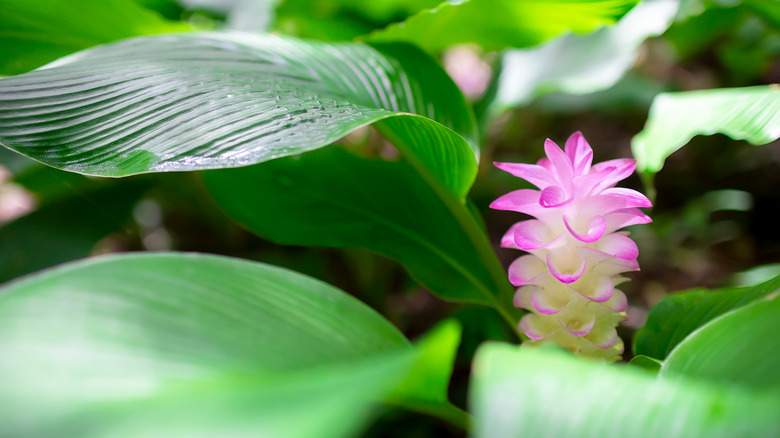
[634,274,780,360]
[0,0,190,75]
[626,354,662,373]
[0,32,477,199]
[0,253,462,436]
[471,343,780,438]
[1,0,779,436]
[0,175,149,283]
[632,85,780,174]
[273,0,441,41]
[204,147,518,324]
[366,0,639,52]
[662,292,780,389]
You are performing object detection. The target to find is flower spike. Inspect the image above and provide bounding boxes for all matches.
[492,132,651,361]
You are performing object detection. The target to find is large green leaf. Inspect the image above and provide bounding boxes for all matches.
[204,147,519,325]
[0,31,478,199]
[661,292,780,390]
[0,253,460,436]
[0,0,190,75]
[634,274,780,360]
[366,0,639,53]
[471,343,780,438]
[632,85,780,174]
[489,0,678,112]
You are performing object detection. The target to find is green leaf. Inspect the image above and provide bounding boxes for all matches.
[366,0,639,53]
[471,343,780,438]
[0,32,478,199]
[388,319,470,430]
[0,252,460,436]
[632,85,780,174]
[627,354,662,373]
[273,0,441,41]
[203,147,519,325]
[0,0,190,75]
[661,292,780,390]
[489,0,678,112]
[634,274,780,360]
[0,178,149,284]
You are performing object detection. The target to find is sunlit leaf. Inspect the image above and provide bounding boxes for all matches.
[0,32,478,198]
[489,0,678,112]
[471,343,780,438]
[634,274,780,360]
[388,319,469,429]
[0,253,461,436]
[662,292,780,389]
[366,0,639,53]
[204,147,519,325]
[632,85,780,174]
[0,0,190,75]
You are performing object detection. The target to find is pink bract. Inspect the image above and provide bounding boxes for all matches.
[492,132,651,361]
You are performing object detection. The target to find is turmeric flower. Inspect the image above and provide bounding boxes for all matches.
[491,132,651,361]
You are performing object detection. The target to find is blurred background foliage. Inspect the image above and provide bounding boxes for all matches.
[1,0,779,435]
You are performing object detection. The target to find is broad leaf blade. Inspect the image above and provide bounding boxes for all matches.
[662,292,780,389]
[634,274,780,360]
[19,356,411,438]
[0,253,419,436]
[490,0,678,112]
[471,343,780,438]
[632,85,780,174]
[366,0,639,53]
[203,147,518,324]
[0,32,478,198]
[0,0,190,75]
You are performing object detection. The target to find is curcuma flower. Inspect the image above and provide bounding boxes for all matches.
[491,132,651,361]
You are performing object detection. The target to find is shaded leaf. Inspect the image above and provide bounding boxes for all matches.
[633,274,780,360]
[632,85,780,174]
[273,0,441,41]
[204,147,519,324]
[0,178,149,284]
[626,354,661,373]
[0,0,190,75]
[0,32,477,198]
[471,343,780,438]
[662,292,780,389]
[366,0,639,53]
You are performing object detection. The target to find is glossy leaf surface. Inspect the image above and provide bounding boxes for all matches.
[366,0,639,52]
[0,253,458,436]
[0,32,478,198]
[204,147,518,324]
[471,343,780,438]
[634,274,780,360]
[632,85,780,174]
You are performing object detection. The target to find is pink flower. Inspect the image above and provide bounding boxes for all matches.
[491,132,651,361]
